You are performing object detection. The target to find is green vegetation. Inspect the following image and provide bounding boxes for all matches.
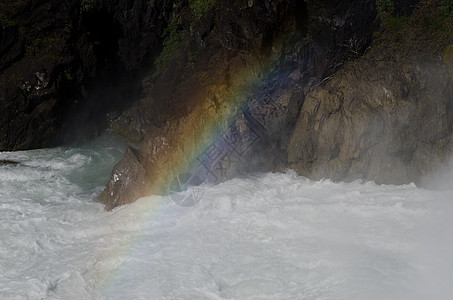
[24,33,66,64]
[64,69,73,80]
[370,0,453,55]
[376,0,395,14]
[153,0,218,75]
[443,45,453,75]
[188,49,198,62]
[26,37,56,55]
[385,15,410,31]
[440,0,453,14]
[155,19,184,73]
[376,0,409,32]
[436,139,446,154]
[444,44,453,62]
[411,1,453,43]
[0,12,17,26]
[189,0,216,19]
[0,0,24,24]
[81,0,98,13]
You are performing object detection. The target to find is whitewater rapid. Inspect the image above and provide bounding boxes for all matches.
[1,136,452,299]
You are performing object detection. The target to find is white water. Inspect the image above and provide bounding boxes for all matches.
[1,136,453,299]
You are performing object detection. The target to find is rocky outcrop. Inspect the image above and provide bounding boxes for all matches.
[98,146,151,211]
[100,0,453,210]
[287,1,453,185]
[3,0,452,210]
[1,0,76,150]
[0,0,178,150]
[98,0,377,209]
[287,55,453,184]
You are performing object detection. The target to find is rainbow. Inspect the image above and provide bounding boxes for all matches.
[137,50,282,198]
[93,50,283,295]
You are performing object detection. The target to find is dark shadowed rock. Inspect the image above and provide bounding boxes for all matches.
[0,0,180,150]
[0,160,19,166]
[97,146,151,211]
[97,135,174,210]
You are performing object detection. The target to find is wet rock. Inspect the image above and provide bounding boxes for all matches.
[97,135,174,210]
[0,160,19,166]
[287,56,453,185]
[97,147,151,211]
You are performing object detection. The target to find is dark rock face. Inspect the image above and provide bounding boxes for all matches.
[0,0,178,150]
[393,0,420,16]
[0,0,75,150]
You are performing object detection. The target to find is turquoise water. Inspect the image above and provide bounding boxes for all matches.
[0,135,127,299]
[1,136,452,299]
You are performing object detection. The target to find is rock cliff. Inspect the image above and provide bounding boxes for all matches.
[1,0,452,210]
[0,0,178,150]
[289,1,453,185]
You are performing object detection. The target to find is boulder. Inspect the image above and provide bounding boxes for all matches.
[97,146,151,211]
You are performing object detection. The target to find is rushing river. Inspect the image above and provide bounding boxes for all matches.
[1,135,452,299]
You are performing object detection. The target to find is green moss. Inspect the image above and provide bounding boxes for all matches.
[26,38,47,54]
[443,45,453,76]
[189,0,216,19]
[386,15,410,30]
[188,49,198,62]
[64,69,73,80]
[436,139,446,154]
[0,12,17,26]
[155,19,184,73]
[81,0,99,13]
[444,45,453,64]
[18,26,27,36]
[369,0,453,55]
[0,0,23,26]
[440,0,453,14]
[412,1,453,43]
[25,35,63,57]
[377,0,395,14]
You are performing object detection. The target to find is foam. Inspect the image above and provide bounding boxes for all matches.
[2,139,453,299]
